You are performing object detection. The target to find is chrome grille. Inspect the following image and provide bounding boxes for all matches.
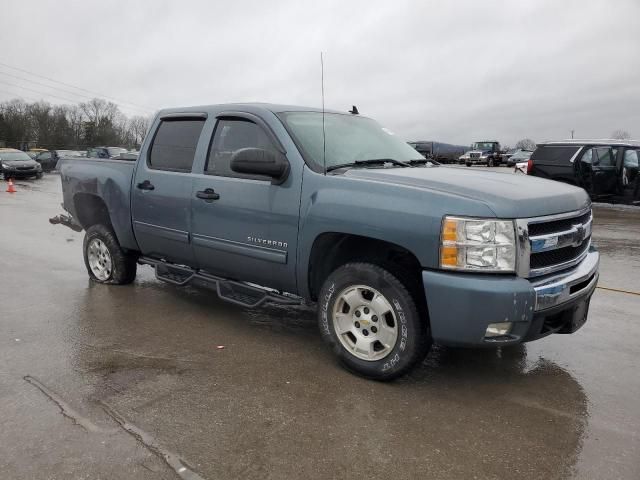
[470,152,481,159]
[516,207,593,278]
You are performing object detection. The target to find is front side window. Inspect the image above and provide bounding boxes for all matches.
[624,150,639,168]
[279,112,421,170]
[206,119,275,177]
[148,119,205,171]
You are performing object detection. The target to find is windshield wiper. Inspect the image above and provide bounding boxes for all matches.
[326,158,412,172]
[407,158,439,166]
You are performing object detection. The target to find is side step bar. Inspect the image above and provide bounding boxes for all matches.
[138,257,302,308]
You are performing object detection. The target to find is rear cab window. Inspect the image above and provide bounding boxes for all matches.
[148,119,205,172]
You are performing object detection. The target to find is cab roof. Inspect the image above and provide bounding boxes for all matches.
[155,102,352,117]
[538,139,640,148]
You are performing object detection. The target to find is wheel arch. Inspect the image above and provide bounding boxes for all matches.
[73,193,114,232]
[307,232,425,309]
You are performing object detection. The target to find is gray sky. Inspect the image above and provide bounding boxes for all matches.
[1,0,639,146]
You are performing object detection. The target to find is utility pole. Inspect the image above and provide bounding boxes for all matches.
[571,129,575,139]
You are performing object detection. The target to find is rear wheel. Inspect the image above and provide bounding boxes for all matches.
[318,262,430,380]
[83,224,137,284]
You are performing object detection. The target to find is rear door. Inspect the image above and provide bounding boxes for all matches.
[190,113,301,293]
[592,147,618,195]
[131,114,206,265]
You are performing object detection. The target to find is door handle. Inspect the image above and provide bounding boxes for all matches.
[137,180,155,191]
[196,188,220,201]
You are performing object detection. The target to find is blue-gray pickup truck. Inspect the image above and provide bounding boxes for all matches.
[53,103,599,380]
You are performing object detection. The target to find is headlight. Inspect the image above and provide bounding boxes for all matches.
[2,163,13,170]
[440,216,516,272]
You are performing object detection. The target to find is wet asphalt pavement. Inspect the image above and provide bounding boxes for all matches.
[1,174,639,479]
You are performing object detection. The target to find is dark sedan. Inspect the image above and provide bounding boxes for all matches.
[0,149,43,180]
[35,150,85,172]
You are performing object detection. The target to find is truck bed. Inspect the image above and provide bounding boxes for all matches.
[59,157,138,250]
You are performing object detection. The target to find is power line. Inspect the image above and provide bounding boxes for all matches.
[0,69,152,114]
[0,60,156,112]
[0,79,82,104]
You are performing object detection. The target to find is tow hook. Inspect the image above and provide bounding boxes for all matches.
[49,213,83,232]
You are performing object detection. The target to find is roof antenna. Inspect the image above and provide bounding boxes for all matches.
[321,51,327,175]
[349,105,359,115]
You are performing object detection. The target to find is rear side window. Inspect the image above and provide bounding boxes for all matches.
[580,149,593,164]
[149,119,205,172]
[531,146,581,164]
[595,148,614,166]
[206,118,275,178]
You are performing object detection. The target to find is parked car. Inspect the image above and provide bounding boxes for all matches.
[86,146,128,159]
[0,148,43,180]
[53,103,599,380]
[529,140,640,199]
[465,141,503,167]
[111,151,139,161]
[506,149,533,167]
[35,150,85,172]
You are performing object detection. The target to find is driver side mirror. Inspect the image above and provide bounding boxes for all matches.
[230,148,289,185]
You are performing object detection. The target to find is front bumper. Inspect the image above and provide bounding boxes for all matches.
[422,247,599,347]
[3,169,40,177]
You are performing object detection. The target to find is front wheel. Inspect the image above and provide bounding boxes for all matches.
[488,158,495,167]
[83,224,137,284]
[318,263,430,380]
[35,172,43,179]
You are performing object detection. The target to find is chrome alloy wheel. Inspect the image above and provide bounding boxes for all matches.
[87,238,112,281]
[332,285,398,361]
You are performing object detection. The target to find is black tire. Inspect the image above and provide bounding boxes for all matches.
[318,262,431,380]
[35,172,43,179]
[83,224,137,284]
[488,158,495,167]
[466,162,471,167]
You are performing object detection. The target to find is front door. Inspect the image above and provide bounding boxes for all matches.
[190,115,301,293]
[131,116,206,266]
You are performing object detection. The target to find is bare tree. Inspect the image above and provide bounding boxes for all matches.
[1,96,147,150]
[515,138,536,151]
[128,115,151,148]
[610,129,631,140]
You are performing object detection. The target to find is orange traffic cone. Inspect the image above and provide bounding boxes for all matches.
[6,179,16,193]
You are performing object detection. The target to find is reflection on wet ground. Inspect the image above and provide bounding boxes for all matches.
[1,175,639,479]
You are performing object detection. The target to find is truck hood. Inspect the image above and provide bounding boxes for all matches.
[343,166,590,218]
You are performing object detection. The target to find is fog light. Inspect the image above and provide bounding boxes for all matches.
[485,322,513,338]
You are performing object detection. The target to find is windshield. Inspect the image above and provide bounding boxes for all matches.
[0,151,31,161]
[279,112,422,169]
[472,142,496,151]
[511,150,532,160]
